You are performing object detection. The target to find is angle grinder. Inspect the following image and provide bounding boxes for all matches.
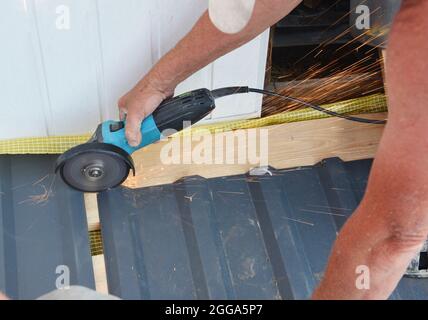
[55,87,249,192]
[55,86,385,192]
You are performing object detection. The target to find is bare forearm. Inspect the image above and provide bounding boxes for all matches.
[313,199,425,299]
[314,0,428,299]
[313,127,428,299]
[120,1,302,145]
[144,0,302,92]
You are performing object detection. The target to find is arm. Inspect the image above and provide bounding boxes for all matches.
[313,0,428,299]
[119,0,302,146]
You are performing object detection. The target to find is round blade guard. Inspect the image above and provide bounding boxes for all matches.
[55,143,135,193]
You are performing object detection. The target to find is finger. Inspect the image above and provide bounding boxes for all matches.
[119,108,127,121]
[118,95,128,121]
[125,110,145,147]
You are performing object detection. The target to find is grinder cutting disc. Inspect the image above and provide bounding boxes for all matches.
[55,143,135,193]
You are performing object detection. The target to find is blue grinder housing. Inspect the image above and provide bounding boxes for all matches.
[99,88,215,155]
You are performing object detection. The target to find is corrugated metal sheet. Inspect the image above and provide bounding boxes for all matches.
[0,155,95,299]
[98,157,428,300]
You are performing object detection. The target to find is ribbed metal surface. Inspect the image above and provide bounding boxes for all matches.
[98,158,428,300]
[0,155,95,299]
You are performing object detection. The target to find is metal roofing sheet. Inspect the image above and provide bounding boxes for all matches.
[0,155,95,299]
[99,157,428,300]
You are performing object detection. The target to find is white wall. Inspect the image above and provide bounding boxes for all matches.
[0,0,269,139]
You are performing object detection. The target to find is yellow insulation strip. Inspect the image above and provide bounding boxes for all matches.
[89,229,104,256]
[0,93,387,155]
[180,93,387,136]
[0,134,91,155]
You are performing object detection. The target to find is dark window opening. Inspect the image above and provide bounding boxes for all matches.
[263,0,385,117]
[419,252,428,270]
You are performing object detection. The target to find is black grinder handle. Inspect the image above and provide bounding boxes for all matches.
[152,88,216,132]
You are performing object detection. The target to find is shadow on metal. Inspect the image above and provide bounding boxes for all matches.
[0,155,95,299]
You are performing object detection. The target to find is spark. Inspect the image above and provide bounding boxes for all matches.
[283,216,314,227]
[19,175,56,206]
[264,5,387,117]
[299,208,346,217]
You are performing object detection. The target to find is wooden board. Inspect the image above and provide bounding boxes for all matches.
[85,193,100,231]
[124,113,386,189]
[92,255,108,295]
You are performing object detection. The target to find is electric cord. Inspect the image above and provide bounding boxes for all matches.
[211,86,387,125]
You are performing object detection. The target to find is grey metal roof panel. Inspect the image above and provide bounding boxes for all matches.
[0,155,95,299]
[98,157,428,300]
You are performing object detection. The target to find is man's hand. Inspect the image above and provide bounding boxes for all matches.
[118,76,174,147]
[118,1,302,146]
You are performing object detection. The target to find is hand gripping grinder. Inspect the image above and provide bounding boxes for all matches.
[55,87,249,192]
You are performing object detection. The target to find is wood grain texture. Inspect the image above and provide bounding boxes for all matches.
[84,193,100,231]
[92,255,108,295]
[123,113,386,189]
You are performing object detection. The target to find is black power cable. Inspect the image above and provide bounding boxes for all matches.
[211,86,387,125]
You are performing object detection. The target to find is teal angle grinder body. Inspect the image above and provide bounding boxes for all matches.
[55,88,219,192]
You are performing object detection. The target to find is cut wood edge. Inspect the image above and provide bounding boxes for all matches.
[124,113,386,189]
[84,193,100,232]
[84,194,108,294]
[92,255,108,295]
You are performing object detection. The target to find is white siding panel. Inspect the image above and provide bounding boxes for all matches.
[210,31,269,121]
[96,0,156,120]
[0,1,269,139]
[0,0,48,139]
[32,0,102,135]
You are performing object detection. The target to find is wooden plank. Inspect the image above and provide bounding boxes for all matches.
[84,193,107,294]
[92,255,108,295]
[84,193,100,232]
[124,113,386,189]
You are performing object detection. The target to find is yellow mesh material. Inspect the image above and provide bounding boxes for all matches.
[0,94,387,155]
[180,93,387,136]
[0,135,91,155]
[89,229,103,256]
